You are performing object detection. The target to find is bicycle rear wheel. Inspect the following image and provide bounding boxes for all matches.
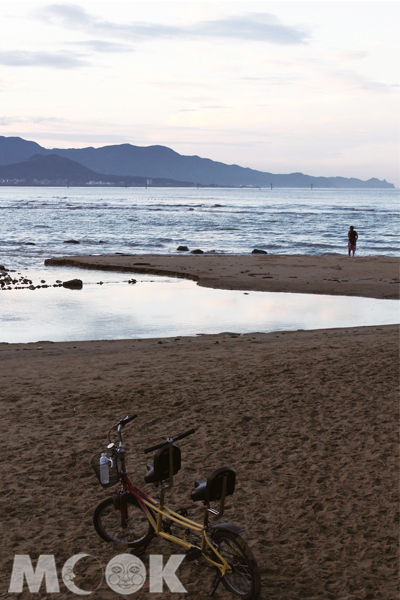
[93,494,154,548]
[211,530,261,600]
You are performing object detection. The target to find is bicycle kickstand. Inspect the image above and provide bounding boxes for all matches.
[210,571,223,597]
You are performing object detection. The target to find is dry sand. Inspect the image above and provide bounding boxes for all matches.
[0,255,399,599]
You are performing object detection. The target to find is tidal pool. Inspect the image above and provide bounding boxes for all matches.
[1,267,398,343]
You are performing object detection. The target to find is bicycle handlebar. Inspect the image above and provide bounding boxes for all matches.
[174,428,196,442]
[119,414,137,427]
[144,428,195,454]
[108,414,137,445]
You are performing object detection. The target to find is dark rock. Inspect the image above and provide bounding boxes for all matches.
[63,240,80,244]
[252,249,268,254]
[191,249,204,254]
[0,265,5,270]
[62,279,83,289]
[128,279,137,284]
[24,242,36,246]
[177,246,189,251]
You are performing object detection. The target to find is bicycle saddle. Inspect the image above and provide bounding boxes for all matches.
[191,466,236,503]
[144,443,181,484]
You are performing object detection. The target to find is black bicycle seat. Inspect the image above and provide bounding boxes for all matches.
[144,444,181,484]
[191,480,207,502]
[191,467,236,503]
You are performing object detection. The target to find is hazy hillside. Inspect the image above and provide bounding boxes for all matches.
[0,153,194,187]
[0,136,394,188]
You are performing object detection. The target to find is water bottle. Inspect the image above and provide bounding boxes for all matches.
[99,453,109,485]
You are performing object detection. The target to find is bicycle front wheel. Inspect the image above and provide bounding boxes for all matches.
[211,530,261,600]
[93,495,154,548]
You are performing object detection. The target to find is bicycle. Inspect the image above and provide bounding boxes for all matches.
[91,415,261,599]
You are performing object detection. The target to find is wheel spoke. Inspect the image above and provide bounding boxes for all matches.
[94,496,153,548]
[211,531,261,599]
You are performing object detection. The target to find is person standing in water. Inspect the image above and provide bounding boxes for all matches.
[348,225,358,257]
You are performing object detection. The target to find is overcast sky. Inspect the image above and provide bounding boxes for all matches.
[0,1,399,185]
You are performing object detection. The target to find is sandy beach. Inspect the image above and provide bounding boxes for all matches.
[1,255,399,599]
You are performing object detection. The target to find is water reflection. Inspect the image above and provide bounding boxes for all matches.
[1,268,398,343]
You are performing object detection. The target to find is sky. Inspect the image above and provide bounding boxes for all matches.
[0,1,399,186]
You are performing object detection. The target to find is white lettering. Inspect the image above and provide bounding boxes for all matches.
[8,555,59,593]
[149,555,186,593]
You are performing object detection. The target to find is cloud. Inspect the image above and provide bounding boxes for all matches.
[176,105,227,113]
[37,3,90,27]
[0,50,87,69]
[69,40,134,53]
[36,5,310,45]
[194,14,309,44]
[328,51,369,62]
[330,69,400,93]
[240,75,300,86]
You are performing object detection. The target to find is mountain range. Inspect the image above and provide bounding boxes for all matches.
[0,136,394,188]
[0,153,193,187]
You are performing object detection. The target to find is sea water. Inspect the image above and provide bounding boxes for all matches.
[0,187,399,270]
[1,268,399,344]
[0,187,398,342]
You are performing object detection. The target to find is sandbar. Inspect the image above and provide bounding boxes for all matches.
[45,254,399,299]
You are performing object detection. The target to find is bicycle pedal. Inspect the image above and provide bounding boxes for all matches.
[185,547,202,562]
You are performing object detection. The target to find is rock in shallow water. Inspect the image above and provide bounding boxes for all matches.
[62,279,83,289]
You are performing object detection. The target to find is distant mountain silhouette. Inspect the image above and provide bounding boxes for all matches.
[0,153,194,187]
[0,136,394,188]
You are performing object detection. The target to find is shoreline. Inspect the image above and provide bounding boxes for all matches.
[44,253,400,299]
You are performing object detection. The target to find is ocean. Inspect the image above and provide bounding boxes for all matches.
[1,186,399,342]
[0,187,399,271]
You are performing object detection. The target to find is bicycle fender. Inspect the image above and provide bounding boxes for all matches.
[211,523,244,535]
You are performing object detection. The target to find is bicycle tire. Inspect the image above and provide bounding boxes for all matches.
[93,494,154,548]
[211,530,261,600]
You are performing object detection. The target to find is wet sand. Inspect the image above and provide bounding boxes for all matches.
[44,254,400,299]
[0,254,399,598]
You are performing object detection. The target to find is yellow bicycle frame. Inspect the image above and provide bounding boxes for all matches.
[123,482,232,576]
